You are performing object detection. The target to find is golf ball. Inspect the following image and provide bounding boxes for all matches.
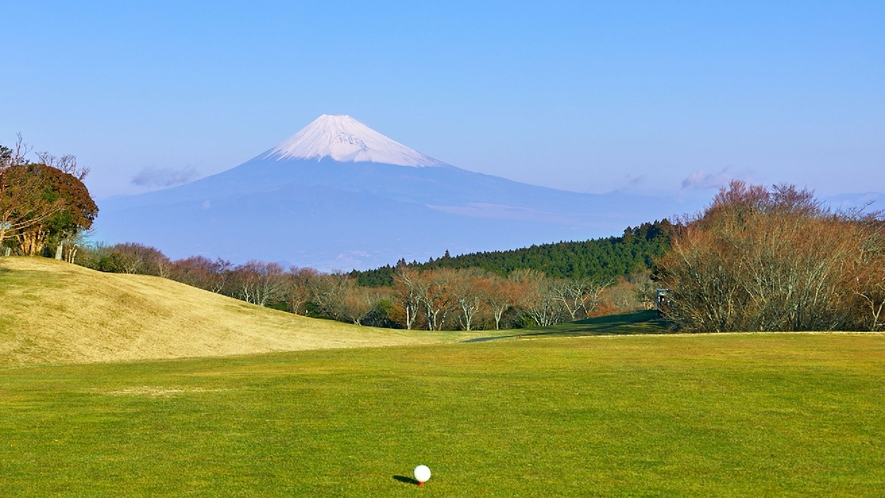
[414,464,431,483]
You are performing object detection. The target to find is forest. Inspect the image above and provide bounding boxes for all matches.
[3,138,883,332]
[352,219,674,286]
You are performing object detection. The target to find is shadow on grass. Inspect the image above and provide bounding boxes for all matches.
[393,475,419,486]
[463,310,677,343]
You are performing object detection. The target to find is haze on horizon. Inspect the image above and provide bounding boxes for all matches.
[1,2,883,201]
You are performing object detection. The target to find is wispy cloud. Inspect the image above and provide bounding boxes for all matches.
[613,174,647,193]
[680,166,741,193]
[131,166,200,188]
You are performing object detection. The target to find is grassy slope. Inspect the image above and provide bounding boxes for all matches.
[0,333,883,496]
[0,257,481,366]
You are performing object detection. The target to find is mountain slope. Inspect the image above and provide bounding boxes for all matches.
[0,257,464,366]
[95,115,692,270]
[266,114,446,166]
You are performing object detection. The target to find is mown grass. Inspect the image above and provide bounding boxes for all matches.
[463,310,672,344]
[1,333,883,496]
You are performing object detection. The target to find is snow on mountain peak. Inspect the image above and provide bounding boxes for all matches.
[265,114,447,167]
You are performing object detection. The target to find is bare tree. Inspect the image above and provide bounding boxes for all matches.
[0,134,32,170]
[341,286,386,325]
[35,151,89,181]
[854,280,885,331]
[230,260,287,307]
[550,278,611,321]
[284,266,320,315]
[308,272,354,321]
[171,255,231,293]
[656,181,883,332]
[393,264,421,330]
[511,269,567,327]
[415,268,458,331]
[451,269,489,331]
[58,229,92,263]
[485,274,517,330]
[849,222,885,331]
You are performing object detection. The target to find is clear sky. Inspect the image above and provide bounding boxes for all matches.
[2,1,883,200]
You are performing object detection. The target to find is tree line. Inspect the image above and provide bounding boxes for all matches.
[654,181,885,332]
[76,242,643,330]
[352,220,674,286]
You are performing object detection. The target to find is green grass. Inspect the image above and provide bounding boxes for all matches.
[2,333,883,496]
[534,309,674,336]
[465,310,673,343]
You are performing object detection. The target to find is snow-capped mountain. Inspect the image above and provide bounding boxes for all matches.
[265,114,446,167]
[95,115,693,270]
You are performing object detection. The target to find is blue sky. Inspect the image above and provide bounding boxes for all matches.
[2,1,883,200]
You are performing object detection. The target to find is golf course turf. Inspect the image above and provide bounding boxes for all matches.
[1,332,883,496]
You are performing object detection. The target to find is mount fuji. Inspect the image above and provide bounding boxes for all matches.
[95,115,685,270]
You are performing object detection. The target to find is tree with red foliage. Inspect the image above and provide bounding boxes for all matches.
[1,137,96,259]
[14,164,98,257]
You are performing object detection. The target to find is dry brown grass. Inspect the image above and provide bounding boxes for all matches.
[0,257,469,366]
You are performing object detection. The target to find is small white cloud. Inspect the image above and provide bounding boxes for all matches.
[131,166,200,188]
[680,166,739,192]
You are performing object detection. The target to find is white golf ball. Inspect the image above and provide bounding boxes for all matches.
[414,464,431,483]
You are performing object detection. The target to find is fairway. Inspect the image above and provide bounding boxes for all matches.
[1,333,883,496]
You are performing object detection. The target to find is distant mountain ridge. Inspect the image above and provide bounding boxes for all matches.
[94,115,699,270]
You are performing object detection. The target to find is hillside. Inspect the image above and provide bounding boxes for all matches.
[0,257,467,366]
[353,220,674,286]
